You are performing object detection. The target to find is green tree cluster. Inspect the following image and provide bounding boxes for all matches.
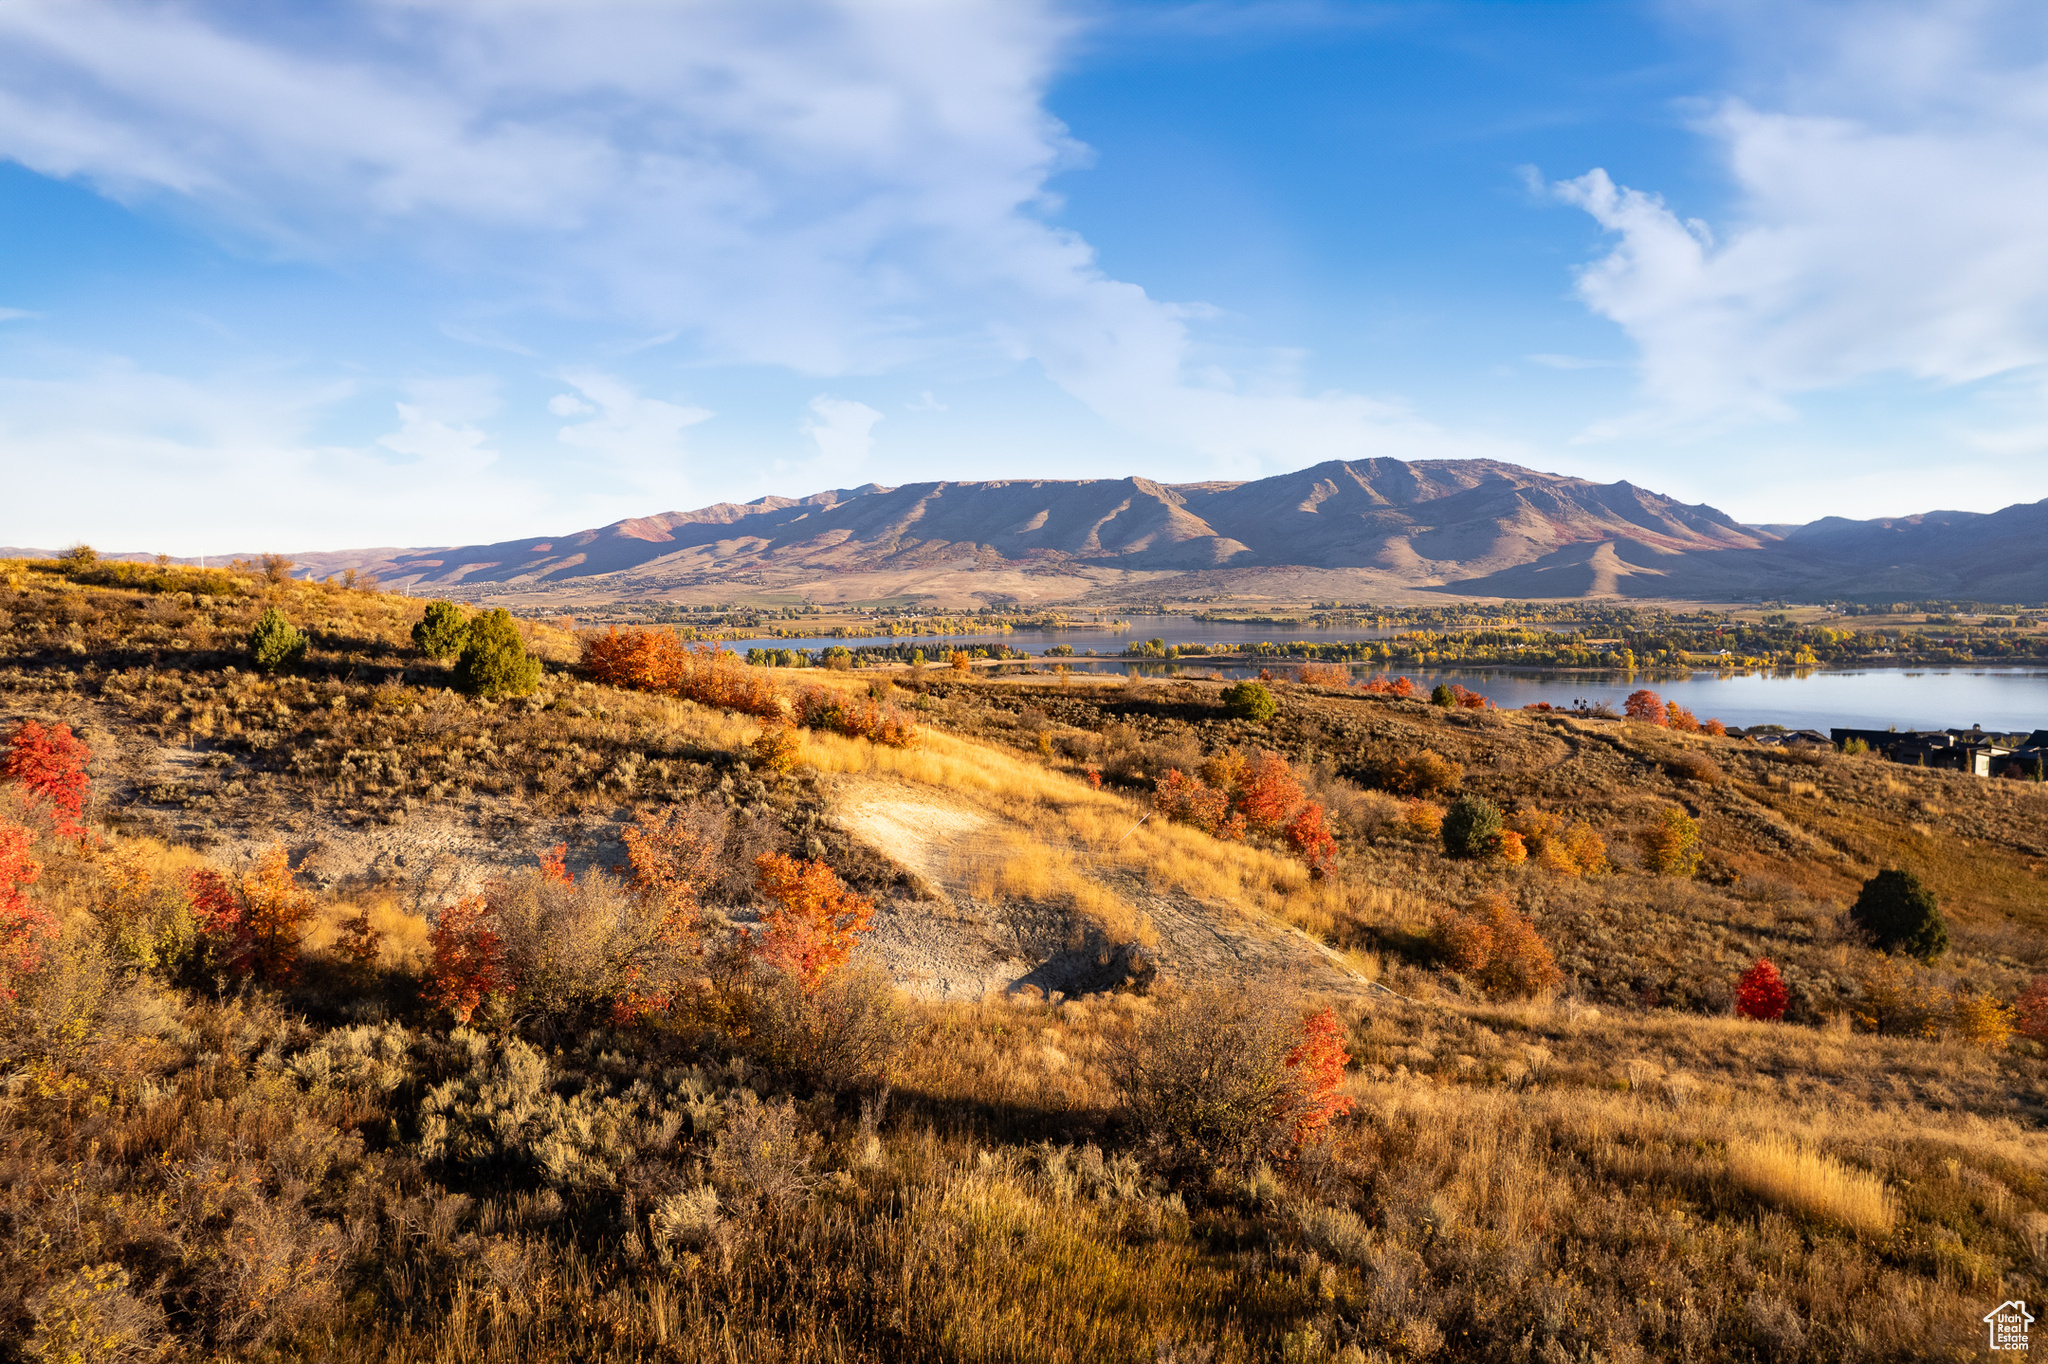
[1850,869,1948,961]
[1441,795,1503,859]
[1221,680,1276,722]
[247,608,307,674]
[454,608,542,699]
[412,600,471,659]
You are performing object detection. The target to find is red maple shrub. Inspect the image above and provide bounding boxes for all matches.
[1154,769,1245,841]
[1666,702,1701,733]
[752,852,876,992]
[0,820,55,994]
[427,893,508,1024]
[1735,958,1790,1021]
[1360,674,1417,697]
[1235,752,1304,836]
[3,719,91,837]
[185,844,315,982]
[1283,1006,1355,1146]
[1624,689,1667,724]
[2015,976,2048,1042]
[1285,803,1337,879]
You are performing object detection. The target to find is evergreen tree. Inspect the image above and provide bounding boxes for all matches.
[1850,869,1948,961]
[1441,794,1503,859]
[248,607,307,674]
[412,600,471,659]
[1430,683,1455,708]
[454,608,542,698]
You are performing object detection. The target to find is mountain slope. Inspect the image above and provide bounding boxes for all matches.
[343,459,1776,599]
[33,460,2041,604]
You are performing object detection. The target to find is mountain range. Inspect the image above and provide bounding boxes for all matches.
[20,459,2048,606]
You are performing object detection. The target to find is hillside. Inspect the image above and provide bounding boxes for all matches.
[0,557,2044,1358]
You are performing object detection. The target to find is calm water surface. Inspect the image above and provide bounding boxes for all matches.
[1045,662,2048,735]
[730,618,2048,733]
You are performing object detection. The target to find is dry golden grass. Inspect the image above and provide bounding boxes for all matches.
[1727,1133,1898,1235]
[302,894,433,972]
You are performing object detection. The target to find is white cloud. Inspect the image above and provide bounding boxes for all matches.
[376,376,501,473]
[801,395,883,470]
[0,0,1509,488]
[1558,0,2048,435]
[0,307,39,322]
[551,369,712,493]
[0,356,537,550]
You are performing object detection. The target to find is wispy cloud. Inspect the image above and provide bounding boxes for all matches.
[0,0,1511,498]
[801,395,884,470]
[1556,0,2048,441]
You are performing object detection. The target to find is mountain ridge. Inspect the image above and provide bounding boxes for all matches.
[17,460,2048,605]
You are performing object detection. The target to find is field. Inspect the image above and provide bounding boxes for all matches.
[0,555,2044,1362]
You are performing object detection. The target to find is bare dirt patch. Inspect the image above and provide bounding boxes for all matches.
[830,777,1363,1002]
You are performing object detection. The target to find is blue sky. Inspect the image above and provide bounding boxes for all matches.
[2,0,2047,553]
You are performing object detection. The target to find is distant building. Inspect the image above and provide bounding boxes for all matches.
[1829,726,2024,778]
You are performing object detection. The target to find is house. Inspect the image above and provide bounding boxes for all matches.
[1996,746,2048,781]
[1828,726,2018,777]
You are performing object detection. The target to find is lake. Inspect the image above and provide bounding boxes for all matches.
[1030,661,2048,735]
[728,617,2048,734]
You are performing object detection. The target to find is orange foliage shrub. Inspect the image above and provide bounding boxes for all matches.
[538,843,572,885]
[188,844,314,982]
[1519,815,1608,876]
[1234,752,1303,836]
[794,689,914,747]
[950,651,971,672]
[1449,683,1491,710]
[582,632,788,721]
[1360,674,1417,697]
[1404,799,1445,837]
[1493,828,1527,866]
[1383,747,1463,797]
[1297,662,1350,687]
[427,894,507,1024]
[581,626,688,693]
[622,805,723,943]
[1429,893,1562,998]
[3,719,91,838]
[1703,718,1728,737]
[1624,689,1666,724]
[1283,1007,1355,1145]
[752,722,804,775]
[752,853,876,992]
[1666,702,1700,733]
[0,820,54,994]
[1285,802,1337,878]
[238,843,316,983]
[1154,769,1245,841]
